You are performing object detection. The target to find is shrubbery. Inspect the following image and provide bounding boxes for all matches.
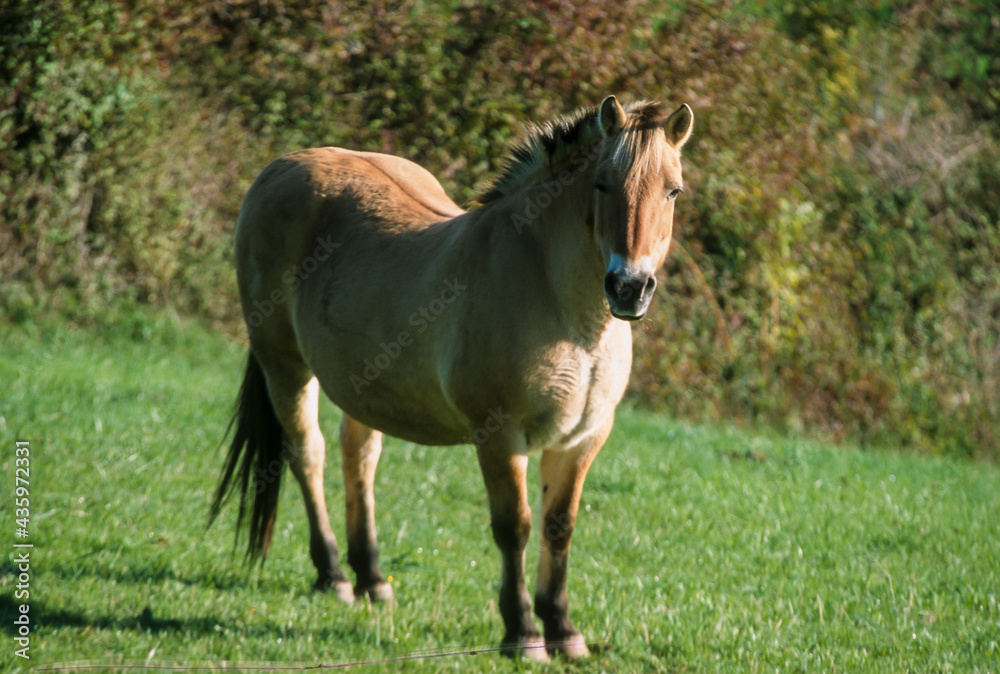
[2,0,997,458]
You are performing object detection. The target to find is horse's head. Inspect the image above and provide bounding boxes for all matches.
[593,96,693,321]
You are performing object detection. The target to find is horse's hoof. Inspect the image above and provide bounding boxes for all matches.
[501,636,550,663]
[356,580,394,603]
[547,634,590,659]
[333,580,356,603]
[315,577,355,603]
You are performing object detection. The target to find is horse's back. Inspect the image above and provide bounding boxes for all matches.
[341,150,465,221]
[242,147,461,227]
[235,146,464,309]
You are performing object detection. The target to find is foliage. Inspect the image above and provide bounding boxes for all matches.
[0,0,246,324]
[915,0,1000,122]
[1,0,997,458]
[1,322,998,672]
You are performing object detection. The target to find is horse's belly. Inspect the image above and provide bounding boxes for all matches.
[339,395,469,446]
[310,352,470,446]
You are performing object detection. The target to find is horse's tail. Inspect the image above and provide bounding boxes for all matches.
[208,350,286,562]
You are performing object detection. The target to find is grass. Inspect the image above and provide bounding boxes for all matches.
[1,316,998,672]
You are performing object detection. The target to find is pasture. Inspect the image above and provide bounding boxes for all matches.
[2,318,998,672]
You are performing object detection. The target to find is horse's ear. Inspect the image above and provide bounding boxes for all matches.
[598,95,627,138]
[665,104,693,148]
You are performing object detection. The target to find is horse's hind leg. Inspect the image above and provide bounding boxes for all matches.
[340,415,393,602]
[534,419,612,660]
[260,354,354,601]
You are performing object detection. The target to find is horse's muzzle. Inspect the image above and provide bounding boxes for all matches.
[604,268,656,321]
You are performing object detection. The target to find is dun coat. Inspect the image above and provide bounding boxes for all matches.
[210,95,693,661]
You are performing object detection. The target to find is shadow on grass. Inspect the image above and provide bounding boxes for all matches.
[0,592,231,637]
[38,551,313,594]
[0,594,362,643]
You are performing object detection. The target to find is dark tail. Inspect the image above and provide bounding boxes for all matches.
[208,351,286,563]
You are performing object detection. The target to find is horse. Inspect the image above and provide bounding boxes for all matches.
[209,95,693,661]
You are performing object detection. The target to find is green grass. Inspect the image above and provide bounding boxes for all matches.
[1,318,998,672]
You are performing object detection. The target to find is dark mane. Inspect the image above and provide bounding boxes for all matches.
[476,101,670,204]
[476,105,599,204]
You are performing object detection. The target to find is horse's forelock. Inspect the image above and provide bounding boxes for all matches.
[610,101,672,184]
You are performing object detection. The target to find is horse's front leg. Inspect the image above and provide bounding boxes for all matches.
[476,443,549,662]
[534,419,612,659]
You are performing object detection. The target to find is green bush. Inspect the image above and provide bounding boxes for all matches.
[916,0,1000,122]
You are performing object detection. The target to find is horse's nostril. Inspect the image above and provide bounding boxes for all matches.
[604,272,620,299]
[604,272,632,300]
[622,280,641,301]
[643,274,657,298]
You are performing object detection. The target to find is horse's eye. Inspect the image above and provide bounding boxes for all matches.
[667,188,682,201]
[594,182,609,194]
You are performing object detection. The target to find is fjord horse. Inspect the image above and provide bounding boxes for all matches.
[210,95,693,661]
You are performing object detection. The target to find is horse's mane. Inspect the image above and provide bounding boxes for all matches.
[477,100,670,204]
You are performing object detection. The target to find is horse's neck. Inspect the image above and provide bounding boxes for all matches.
[506,177,611,338]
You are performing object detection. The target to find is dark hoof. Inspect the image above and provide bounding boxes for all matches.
[355,580,394,603]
